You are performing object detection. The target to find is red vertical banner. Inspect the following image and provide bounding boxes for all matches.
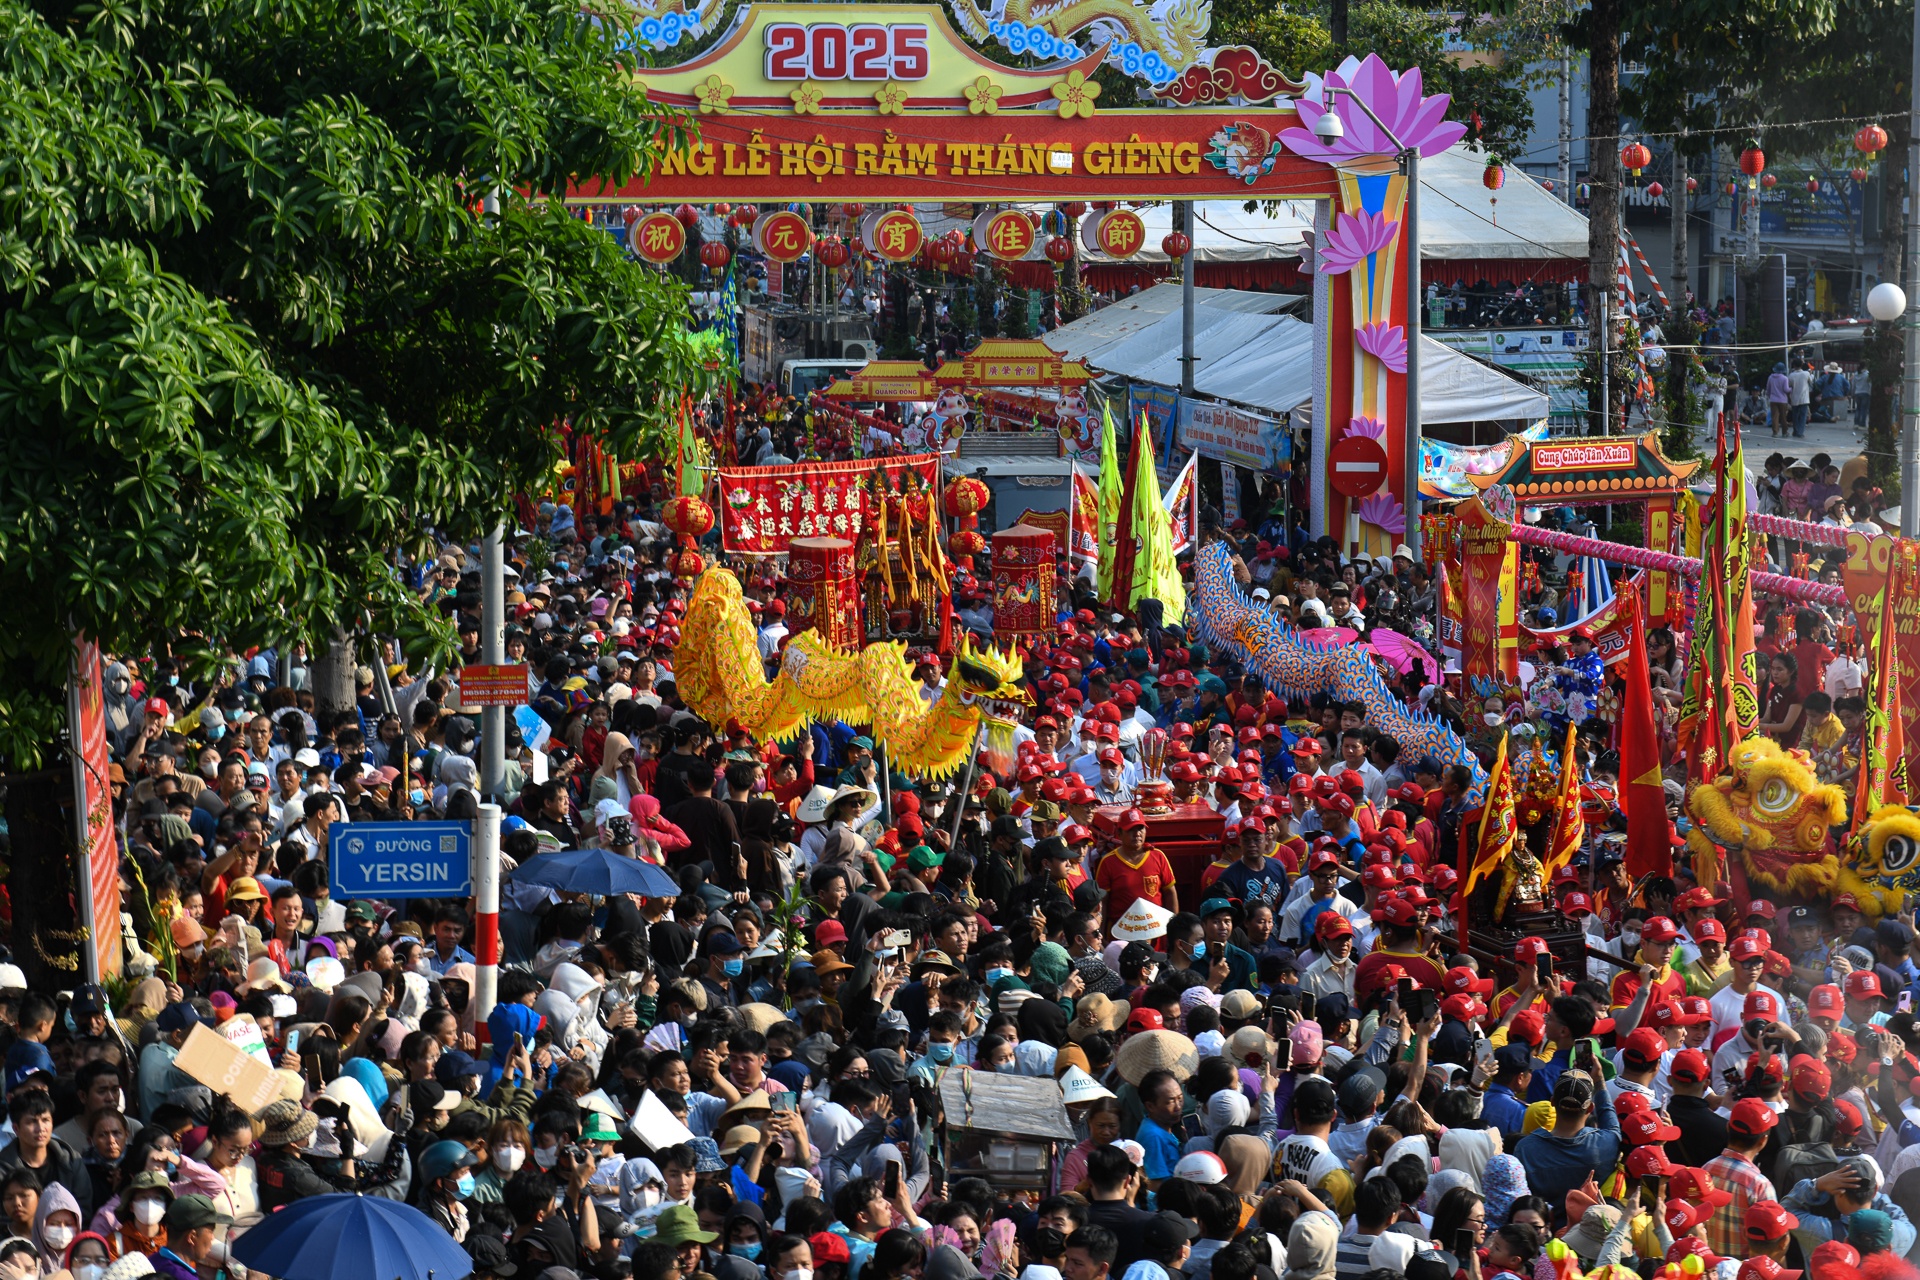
[1617,590,1672,879]
[1887,540,1920,804]
[69,638,123,979]
[1459,497,1515,682]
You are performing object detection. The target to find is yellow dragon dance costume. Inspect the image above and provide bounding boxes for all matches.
[674,567,1030,779]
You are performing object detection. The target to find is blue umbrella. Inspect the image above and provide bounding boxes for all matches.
[230,1194,472,1280]
[510,846,681,897]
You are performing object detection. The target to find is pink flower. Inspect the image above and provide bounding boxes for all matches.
[1345,416,1387,440]
[1316,209,1400,275]
[1282,54,1469,166]
[1356,491,1407,531]
[1355,321,1409,372]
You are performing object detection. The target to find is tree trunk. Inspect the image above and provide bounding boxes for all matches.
[1670,153,1688,309]
[1330,0,1347,47]
[1586,1,1622,430]
[311,628,357,717]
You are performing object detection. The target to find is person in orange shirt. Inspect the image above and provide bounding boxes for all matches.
[1492,936,1558,1025]
[1610,915,1689,1011]
[1353,896,1445,1000]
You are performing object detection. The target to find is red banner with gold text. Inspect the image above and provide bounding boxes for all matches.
[717,454,942,555]
[1459,499,1516,682]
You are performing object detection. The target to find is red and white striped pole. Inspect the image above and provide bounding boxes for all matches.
[472,802,501,1041]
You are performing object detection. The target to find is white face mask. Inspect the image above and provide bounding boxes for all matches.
[494,1144,526,1173]
[43,1227,74,1252]
[130,1198,166,1227]
[77,1265,104,1280]
[781,1269,814,1280]
[533,1145,558,1170]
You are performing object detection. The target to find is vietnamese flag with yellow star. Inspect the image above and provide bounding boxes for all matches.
[1617,587,1671,879]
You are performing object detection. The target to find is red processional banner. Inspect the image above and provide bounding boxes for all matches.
[69,637,123,978]
[1458,499,1517,682]
[717,454,942,555]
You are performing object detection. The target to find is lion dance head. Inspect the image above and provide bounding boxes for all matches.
[1685,735,1847,897]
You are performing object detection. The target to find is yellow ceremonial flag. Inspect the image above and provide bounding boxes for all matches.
[1540,721,1584,886]
[1094,402,1123,602]
[1462,733,1515,895]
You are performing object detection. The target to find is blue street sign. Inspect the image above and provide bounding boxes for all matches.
[328,822,473,900]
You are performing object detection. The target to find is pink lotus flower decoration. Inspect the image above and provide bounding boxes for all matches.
[1316,209,1400,275]
[1283,55,1469,167]
[1345,416,1387,440]
[1355,321,1409,372]
[1356,490,1406,532]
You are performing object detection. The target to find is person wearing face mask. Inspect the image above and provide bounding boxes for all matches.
[471,1119,531,1205]
[31,1183,84,1276]
[765,1233,814,1280]
[699,934,751,1010]
[252,1101,351,1213]
[61,1229,113,1280]
[417,1140,481,1245]
[713,1203,771,1280]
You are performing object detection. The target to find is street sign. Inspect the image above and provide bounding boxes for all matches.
[1328,435,1389,499]
[459,663,528,707]
[328,822,473,900]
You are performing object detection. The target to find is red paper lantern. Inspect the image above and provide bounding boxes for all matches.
[1044,235,1074,263]
[1761,172,1778,189]
[674,549,706,578]
[1852,166,1871,183]
[698,240,732,270]
[1645,181,1663,198]
[1807,177,1820,194]
[1162,231,1192,258]
[928,238,958,265]
[1060,201,1088,218]
[1739,145,1766,177]
[662,495,716,539]
[1686,176,1698,193]
[1856,124,1889,155]
[621,205,641,226]
[1482,162,1505,191]
[1542,180,1554,192]
[712,203,731,217]
[1620,142,1651,175]
[842,203,866,218]
[674,203,700,228]
[944,476,991,518]
[817,236,850,268]
[949,529,989,557]
[851,238,868,258]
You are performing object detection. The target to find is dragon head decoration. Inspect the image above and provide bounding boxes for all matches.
[1684,735,1846,898]
[1836,805,1920,920]
[942,636,1031,775]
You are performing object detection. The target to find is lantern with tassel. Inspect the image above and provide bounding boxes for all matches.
[662,495,715,579]
[944,476,991,570]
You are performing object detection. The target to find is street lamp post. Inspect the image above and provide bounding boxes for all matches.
[1317,90,1422,557]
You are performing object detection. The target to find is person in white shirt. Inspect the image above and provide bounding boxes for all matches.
[1091,748,1140,806]
[1710,987,1793,1087]
[1709,934,1789,1040]
[1299,915,1359,1001]
[1826,648,1866,699]
[756,602,789,663]
[1326,731,1385,808]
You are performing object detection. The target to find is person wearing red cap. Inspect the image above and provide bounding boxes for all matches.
[1678,917,1731,997]
[1351,894,1445,999]
[1327,729,1386,810]
[1666,1048,1730,1167]
[1299,912,1359,1004]
[1610,916,1689,1015]
[1611,1027,1671,1109]
[1710,931,1789,1041]
[1704,1099,1783,1256]
[1487,938,1556,1042]
[1279,849,1368,949]
[1094,809,1178,933]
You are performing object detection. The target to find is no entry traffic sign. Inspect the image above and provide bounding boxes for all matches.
[1328,435,1389,499]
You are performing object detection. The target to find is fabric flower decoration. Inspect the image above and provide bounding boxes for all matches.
[964,76,1003,115]
[789,82,825,115]
[1355,321,1409,373]
[1051,70,1100,119]
[695,74,733,114]
[873,82,910,115]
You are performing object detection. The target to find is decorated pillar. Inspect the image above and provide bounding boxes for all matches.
[786,537,862,650]
[991,524,1056,646]
[1458,493,1518,683]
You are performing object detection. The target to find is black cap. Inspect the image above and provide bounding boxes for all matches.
[466,1235,520,1277]
[1407,1252,1457,1280]
[1789,905,1818,926]
[1144,1212,1199,1253]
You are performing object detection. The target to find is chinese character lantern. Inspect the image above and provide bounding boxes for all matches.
[1619,142,1651,175]
[1162,231,1191,258]
[929,237,957,265]
[1645,181,1663,198]
[674,203,700,228]
[698,240,732,271]
[1482,161,1505,190]
[674,549,706,578]
[1045,235,1074,263]
[1856,124,1889,155]
[1852,166,1870,183]
[662,495,715,543]
[1761,172,1777,189]
[817,236,850,268]
[1739,145,1766,177]
[1060,201,1088,218]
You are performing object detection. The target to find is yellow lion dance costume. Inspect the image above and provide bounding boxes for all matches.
[1836,805,1920,920]
[1686,736,1847,898]
[673,565,1030,778]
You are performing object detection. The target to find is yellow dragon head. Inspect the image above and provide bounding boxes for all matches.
[943,635,1030,774]
[1852,805,1920,887]
[1685,735,1846,896]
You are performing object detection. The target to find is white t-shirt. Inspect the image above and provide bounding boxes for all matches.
[1708,981,1787,1040]
[1826,654,1866,698]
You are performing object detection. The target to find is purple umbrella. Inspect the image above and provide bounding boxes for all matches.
[1367,629,1442,683]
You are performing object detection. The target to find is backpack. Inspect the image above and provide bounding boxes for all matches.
[1771,1140,1842,1197]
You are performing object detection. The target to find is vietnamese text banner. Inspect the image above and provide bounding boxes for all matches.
[718,454,942,555]
[1177,399,1289,473]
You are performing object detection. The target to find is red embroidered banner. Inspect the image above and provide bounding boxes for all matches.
[70,637,123,978]
[717,454,942,555]
[1459,498,1515,682]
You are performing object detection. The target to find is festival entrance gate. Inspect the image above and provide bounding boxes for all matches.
[564,0,1474,559]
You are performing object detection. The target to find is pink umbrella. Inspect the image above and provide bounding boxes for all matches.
[1367,628,1442,683]
[1298,626,1361,647]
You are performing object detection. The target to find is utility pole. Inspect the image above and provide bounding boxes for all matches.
[1179,202,1196,400]
[481,523,506,801]
[1558,55,1573,204]
[1905,0,1920,537]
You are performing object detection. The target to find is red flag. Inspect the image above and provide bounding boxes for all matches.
[1106,416,1146,612]
[1618,588,1671,880]
[1855,541,1914,829]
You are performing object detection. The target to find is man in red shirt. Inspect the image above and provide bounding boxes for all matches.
[1354,896,1445,1001]
[1611,915,1688,1011]
[1791,610,1837,701]
[1492,936,1557,1025]
[1096,808,1179,933]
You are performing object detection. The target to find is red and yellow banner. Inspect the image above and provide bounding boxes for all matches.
[717,453,941,555]
[69,637,123,978]
[1518,572,1643,667]
[1617,589,1671,880]
[1459,497,1517,682]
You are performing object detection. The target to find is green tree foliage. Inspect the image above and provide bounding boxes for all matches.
[0,0,712,764]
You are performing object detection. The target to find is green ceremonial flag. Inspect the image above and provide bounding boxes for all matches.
[1094,401,1122,601]
[676,407,707,498]
[1122,413,1186,626]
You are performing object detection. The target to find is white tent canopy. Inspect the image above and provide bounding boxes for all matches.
[1045,299,1548,425]
[1083,143,1588,266]
[1040,283,1300,361]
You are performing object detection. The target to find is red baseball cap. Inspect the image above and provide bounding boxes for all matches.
[1313,776,1340,800]
[1361,865,1399,890]
[1614,1092,1653,1117]
[1693,918,1726,942]
[1789,1054,1832,1100]
[1292,737,1324,756]
[1308,848,1342,871]
[1620,1107,1681,1145]
[1730,933,1769,961]
[1562,891,1595,917]
[1664,1200,1714,1235]
[1627,1145,1679,1178]
[1508,1009,1545,1047]
[1666,1238,1724,1270]
[1513,936,1552,964]
[1646,1001,1684,1031]
[1621,1028,1670,1070]
[1550,866,1581,889]
[816,920,848,946]
[1372,898,1420,927]
[1443,966,1493,997]
[1669,1166,1734,1207]
[1810,1244,1860,1275]
[1289,774,1316,795]
[1119,807,1148,831]
[1315,912,1355,939]
[1746,900,1778,920]
[1060,823,1094,846]
[1096,747,1123,766]
[1641,916,1681,943]
[1728,1098,1781,1137]
[1846,970,1886,1000]
[1744,1203,1799,1245]
[1835,893,1866,913]
[1678,996,1714,1024]
[1442,994,1489,1022]
[1322,793,1356,817]
[1742,989,1783,1022]
[1126,1008,1165,1033]
[1336,771,1366,797]
[1670,1048,1712,1085]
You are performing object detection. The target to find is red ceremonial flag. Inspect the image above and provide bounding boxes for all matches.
[1617,587,1671,880]
[1855,541,1914,830]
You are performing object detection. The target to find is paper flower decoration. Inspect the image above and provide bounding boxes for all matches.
[873,82,910,115]
[1356,491,1406,532]
[1355,321,1409,372]
[964,76,1003,115]
[789,82,825,115]
[1281,54,1469,166]
[1317,209,1400,275]
[695,74,733,114]
[1344,415,1387,440]
[1052,70,1100,119]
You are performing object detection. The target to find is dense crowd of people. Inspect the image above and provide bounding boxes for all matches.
[24,467,1920,1280]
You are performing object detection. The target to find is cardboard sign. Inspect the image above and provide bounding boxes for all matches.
[219,1013,274,1068]
[175,1023,280,1112]
[629,1088,696,1150]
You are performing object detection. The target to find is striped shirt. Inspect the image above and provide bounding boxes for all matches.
[1334,1232,1383,1280]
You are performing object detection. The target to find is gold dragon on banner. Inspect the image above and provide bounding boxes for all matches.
[674,566,1030,778]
